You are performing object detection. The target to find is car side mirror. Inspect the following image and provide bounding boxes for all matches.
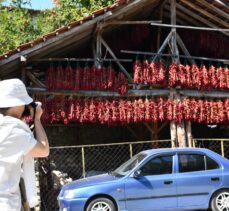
[133,170,142,177]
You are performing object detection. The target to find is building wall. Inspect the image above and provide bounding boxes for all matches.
[44,123,164,146]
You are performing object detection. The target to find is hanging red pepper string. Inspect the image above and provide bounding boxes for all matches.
[143,59,149,84]
[225,67,229,89]
[46,64,55,90]
[133,59,143,84]
[169,64,178,87]
[107,64,116,90]
[90,65,97,90]
[36,96,229,125]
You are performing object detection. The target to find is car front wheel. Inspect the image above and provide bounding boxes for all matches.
[210,189,229,211]
[86,197,116,211]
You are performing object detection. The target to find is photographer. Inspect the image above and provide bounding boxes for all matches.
[0,79,49,211]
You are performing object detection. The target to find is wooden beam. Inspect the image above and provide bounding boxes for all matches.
[121,50,229,63]
[27,87,170,97]
[149,22,229,32]
[180,90,229,98]
[103,20,162,25]
[176,32,195,64]
[153,31,172,61]
[26,71,46,88]
[20,56,27,83]
[32,58,132,62]
[101,37,133,82]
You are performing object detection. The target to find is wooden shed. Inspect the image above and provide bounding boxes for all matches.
[0,0,228,148]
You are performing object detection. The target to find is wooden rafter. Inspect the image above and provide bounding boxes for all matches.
[163,5,203,27]
[176,3,229,37]
[195,0,229,20]
[179,0,229,28]
[26,71,46,88]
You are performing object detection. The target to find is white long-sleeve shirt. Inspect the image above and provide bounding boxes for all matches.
[0,114,36,211]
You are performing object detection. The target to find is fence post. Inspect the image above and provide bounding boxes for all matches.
[221,140,225,157]
[192,139,196,148]
[81,147,86,178]
[129,144,133,158]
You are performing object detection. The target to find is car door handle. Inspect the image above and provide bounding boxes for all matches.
[164,180,173,185]
[211,177,220,181]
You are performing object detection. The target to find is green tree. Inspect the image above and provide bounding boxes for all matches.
[0,0,115,55]
[0,1,39,54]
[36,0,115,35]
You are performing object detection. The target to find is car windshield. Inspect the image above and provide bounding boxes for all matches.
[112,153,147,177]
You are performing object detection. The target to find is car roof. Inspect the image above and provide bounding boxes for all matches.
[142,147,215,156]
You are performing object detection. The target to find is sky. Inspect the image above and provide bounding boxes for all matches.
[3,0,54,10]
[29,0,54,10]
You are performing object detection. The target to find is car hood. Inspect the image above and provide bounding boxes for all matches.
[63,173,120,190]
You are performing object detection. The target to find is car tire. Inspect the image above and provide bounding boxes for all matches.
[210,189,229,211]
[86,197,116,211]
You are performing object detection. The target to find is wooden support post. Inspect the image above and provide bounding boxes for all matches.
[176,33,194,147]
[156,3,165,51]
[20,56,27,83]
[170,0,177,148]
[186,121,193,147]
[170,90,177,148]
[170,0,186,148]
[95,23,103,68]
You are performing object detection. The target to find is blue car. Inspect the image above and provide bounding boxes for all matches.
[58,148,229,211]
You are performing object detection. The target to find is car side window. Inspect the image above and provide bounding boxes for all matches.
[206,156,219,170]
[139,155,173,176]
[179,154,205,173]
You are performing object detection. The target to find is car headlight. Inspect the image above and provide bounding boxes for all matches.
[63,190,75,199]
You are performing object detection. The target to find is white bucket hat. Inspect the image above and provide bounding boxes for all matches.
[0,79,33,108]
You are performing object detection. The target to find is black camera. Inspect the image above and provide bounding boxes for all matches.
[22,102,37,117]
[30,102,38,109]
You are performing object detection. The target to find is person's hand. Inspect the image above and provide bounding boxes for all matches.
[29,102,43,120]
[34,102,43,120]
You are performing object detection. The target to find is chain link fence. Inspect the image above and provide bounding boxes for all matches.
[37,139,229,211]
[193,139,229,159]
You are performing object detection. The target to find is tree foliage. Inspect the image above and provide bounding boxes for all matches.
[0,0,115,54]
